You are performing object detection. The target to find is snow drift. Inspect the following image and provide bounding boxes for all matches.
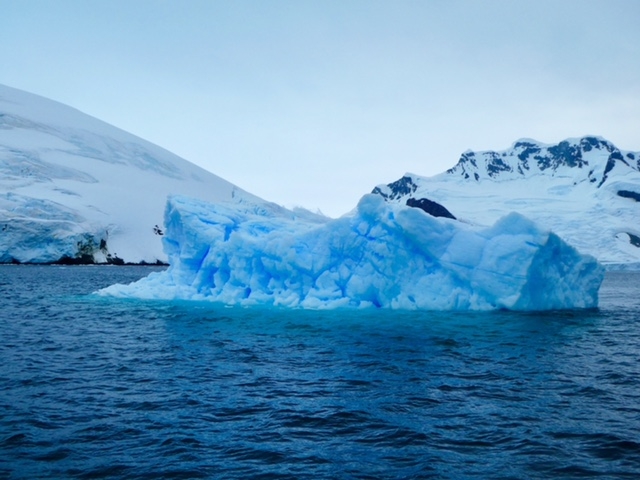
[99,194,604,310]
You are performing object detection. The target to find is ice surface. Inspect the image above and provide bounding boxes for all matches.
[99,194,604,310]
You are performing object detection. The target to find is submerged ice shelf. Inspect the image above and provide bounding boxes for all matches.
[99,194,604,311]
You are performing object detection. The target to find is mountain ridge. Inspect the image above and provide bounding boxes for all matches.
[373,136,640,267]
[446,136,638,186]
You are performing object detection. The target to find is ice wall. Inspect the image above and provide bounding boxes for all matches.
[99,194,604,310]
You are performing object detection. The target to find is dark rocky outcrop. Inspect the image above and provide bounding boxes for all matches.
[371,176,418,201]
[627,233,640,248]
[7,256,167,266]
[53,254,95,265]
[406,197,456,220]
[618,190,640,202]
[372,176,457,220]
[446,136,637,187]
[486,153,512,177]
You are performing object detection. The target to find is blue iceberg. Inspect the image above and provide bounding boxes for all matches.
[99,194,604,310]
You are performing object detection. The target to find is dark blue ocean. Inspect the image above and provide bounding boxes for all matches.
[1,266,639,479]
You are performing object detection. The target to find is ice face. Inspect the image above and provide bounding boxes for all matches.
[99,194,604,310]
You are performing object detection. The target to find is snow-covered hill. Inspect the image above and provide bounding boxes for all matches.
[0,84,316,264]
[373,136,640,267]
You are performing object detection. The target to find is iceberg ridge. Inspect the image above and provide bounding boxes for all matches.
[99,194,604,310]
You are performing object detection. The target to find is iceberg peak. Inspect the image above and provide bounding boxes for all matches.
[99,194,604,311]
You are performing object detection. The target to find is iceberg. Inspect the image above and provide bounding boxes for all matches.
[98,194,604,310]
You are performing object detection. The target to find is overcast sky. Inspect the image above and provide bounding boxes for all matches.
[2,0,639,217]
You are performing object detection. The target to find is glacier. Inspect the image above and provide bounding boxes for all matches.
[99,194,604,311]
[0,83,272,264]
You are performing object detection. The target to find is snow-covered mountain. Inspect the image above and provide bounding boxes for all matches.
[0,84,313,264]
[3,82,637,270]
[373,136,640,267]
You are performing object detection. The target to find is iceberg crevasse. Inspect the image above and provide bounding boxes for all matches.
[99,194,604,310]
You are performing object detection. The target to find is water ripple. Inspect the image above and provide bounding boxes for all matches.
[1,266,640,478]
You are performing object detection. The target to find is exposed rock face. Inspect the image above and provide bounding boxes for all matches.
[618,190,640,202]
[372,176,456,219]
[371,176,418,200]
[405,198,456,220]
[446,136,639,187]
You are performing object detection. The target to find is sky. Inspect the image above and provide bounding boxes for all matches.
[1,0,639,217]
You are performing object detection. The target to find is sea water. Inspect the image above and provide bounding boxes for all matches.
[1,266,639,479]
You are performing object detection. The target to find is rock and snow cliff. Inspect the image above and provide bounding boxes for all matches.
[0,84,284,264]
[373,137,640,267]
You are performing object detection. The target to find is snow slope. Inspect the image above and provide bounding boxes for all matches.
[0,84,313,263]
[99,194,603,311]
[373,137,640,267]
